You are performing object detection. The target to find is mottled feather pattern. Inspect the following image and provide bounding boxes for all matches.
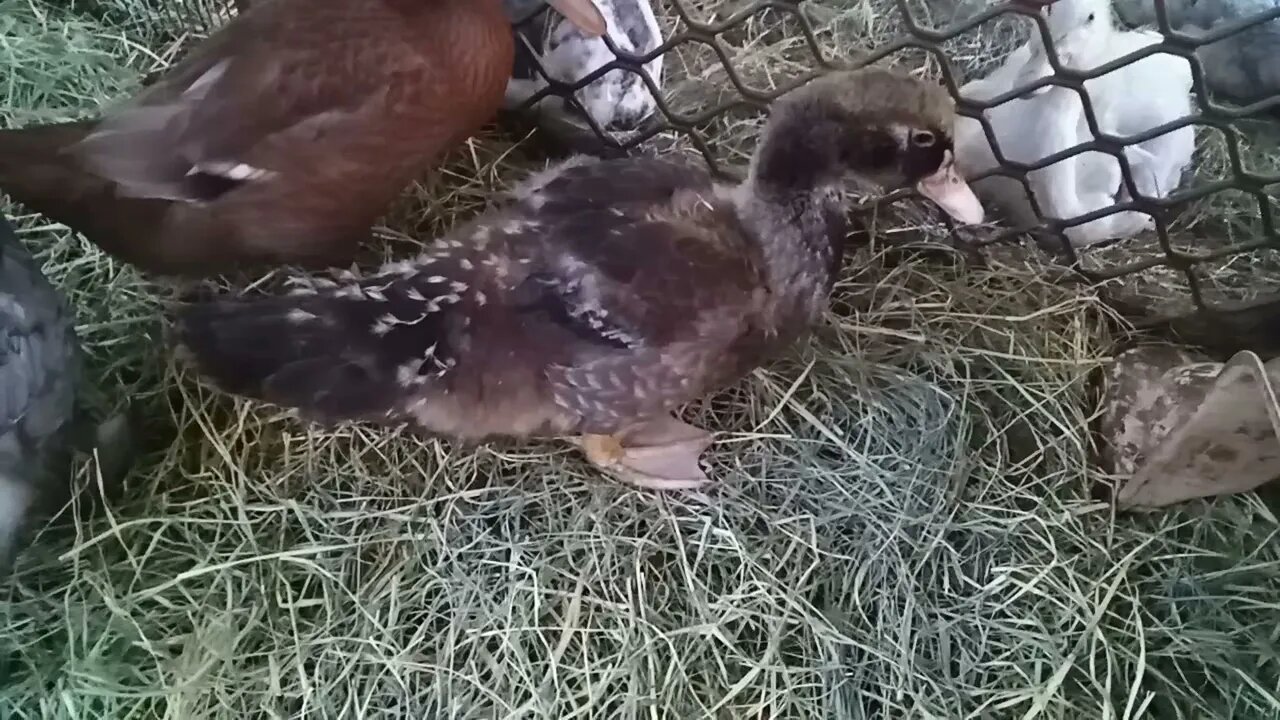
[177,250,483,424]
[533,192,769,429]
[179,155,780,438]
[176,68,974,450]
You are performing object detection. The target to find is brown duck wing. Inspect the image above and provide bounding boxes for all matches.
[521,192,767,433]
[75,0,486,202]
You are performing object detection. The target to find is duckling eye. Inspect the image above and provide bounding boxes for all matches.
[911,131,937,147]
[1087,12,1095,21]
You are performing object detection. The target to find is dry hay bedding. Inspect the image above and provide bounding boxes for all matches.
[1,0,1279,718]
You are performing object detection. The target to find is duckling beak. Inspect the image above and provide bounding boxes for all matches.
[916,153,985,224]
[547,0,609,37]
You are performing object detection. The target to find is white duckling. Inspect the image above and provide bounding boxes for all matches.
[955,60,1151,243]
[954,0,1196,246]
[1017,0,1197,193]
[1026,81,1159,240]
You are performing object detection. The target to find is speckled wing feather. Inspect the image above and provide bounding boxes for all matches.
[519,182,768,432]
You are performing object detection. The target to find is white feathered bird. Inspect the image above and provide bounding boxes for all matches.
[954,0,1196,246]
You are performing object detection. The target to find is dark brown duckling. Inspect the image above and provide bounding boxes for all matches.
[0,0,606,277]
[173,66,984,490]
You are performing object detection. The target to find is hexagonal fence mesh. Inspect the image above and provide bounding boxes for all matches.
[505,0,1280,336]
[4,2,1280,717]
[116,0,1280,338]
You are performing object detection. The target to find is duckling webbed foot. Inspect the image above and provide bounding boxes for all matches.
[576,417,714,490]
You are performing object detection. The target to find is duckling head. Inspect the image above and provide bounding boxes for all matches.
[752,66,985,224]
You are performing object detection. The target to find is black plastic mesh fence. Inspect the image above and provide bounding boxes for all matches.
[98,0,1280,331]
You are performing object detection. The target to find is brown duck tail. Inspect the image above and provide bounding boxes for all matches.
[174,275,461,423]
[0,122,200,272]
[0,121,110,215]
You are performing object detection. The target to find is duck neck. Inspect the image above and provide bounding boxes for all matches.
[737,102,887,323]
[1037,4,1114,71]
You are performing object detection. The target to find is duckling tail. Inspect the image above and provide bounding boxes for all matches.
[173,280,454,423]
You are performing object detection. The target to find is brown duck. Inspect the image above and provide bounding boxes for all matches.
[0,0,606,276]
[174,66,984,490]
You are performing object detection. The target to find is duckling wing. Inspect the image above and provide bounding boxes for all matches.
[75,1,472,203]
[525,194,767,431]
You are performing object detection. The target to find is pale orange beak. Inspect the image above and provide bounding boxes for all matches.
[916,152,985,224]
[546,0,608,37]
